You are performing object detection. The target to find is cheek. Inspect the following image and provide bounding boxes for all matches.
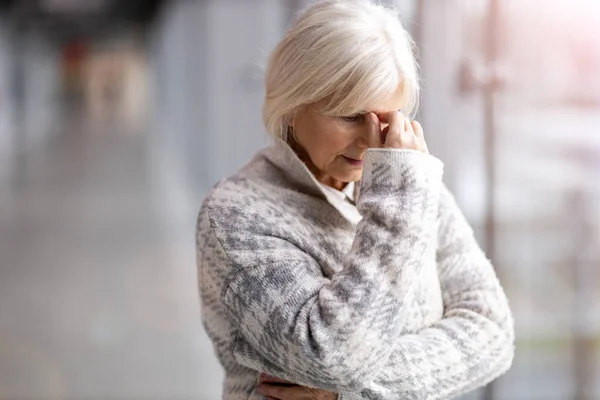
[303,119,354,166]
[322,128,353,156]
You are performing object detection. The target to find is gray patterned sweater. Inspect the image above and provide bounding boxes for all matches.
[196,139,514,400]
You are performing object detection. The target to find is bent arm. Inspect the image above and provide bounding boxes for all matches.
[338,185,515,399]
[202,149,444,391]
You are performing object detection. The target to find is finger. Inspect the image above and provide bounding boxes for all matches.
[381,111,404,147]
[403,118,412,133]
[402,119,415,143]
[257,383,306,399]
[306,386,328,399]
[376,111,404,130]
[410,120,428,153]
[411,120,423,138]
[380,125,389,145]
[373,109,399,124]
[256,383,284,399]
[365,112,382,147]
[259,373,294,385]
[402,116,416,137]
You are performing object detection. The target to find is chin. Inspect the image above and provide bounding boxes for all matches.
[337,171,363,183]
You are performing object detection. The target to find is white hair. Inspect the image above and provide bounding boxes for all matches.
[263,0,420,140]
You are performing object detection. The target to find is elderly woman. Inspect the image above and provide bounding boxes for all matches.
[196,1,514,399]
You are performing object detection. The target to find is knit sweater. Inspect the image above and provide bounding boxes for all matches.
[196,138,515,400]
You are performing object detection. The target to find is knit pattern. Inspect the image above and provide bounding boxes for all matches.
[196,140,514,400]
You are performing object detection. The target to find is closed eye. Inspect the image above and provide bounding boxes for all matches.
[340,113,366,124]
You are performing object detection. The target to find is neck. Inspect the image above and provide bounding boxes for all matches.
[287,135,347,191]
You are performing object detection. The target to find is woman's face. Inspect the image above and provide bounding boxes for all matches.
[291,87,405,190]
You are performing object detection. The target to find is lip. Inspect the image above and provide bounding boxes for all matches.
[342,155,364,166]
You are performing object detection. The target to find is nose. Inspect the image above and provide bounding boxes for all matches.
[355,113,381,148]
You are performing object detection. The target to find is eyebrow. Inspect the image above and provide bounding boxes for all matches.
[356,108,403,115]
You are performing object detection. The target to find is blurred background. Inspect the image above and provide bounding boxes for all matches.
[0,0,599,399]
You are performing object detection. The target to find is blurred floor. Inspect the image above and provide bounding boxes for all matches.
[0,111,222,399]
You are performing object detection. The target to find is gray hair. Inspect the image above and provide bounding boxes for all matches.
[263,0,420,140]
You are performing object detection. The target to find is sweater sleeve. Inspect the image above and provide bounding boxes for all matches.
[206,149,444,392]
[338,185,515,400]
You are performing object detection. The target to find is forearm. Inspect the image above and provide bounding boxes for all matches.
[337,303,514,399]
[276,276,514,400]
[338,185,515,399]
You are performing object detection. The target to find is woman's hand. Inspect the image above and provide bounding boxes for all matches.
[256,374,337,400]
[371,111,429,154]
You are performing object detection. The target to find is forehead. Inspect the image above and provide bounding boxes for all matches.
[367,86,406,114]
[308,84,406,117]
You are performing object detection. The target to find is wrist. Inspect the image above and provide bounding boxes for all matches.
[359,148,443,196]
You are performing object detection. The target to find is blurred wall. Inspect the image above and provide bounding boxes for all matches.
[0,23,60,178]
[147,0,292,396]
[418,0,489,230]
[21,29,61,148]
[0,15,14,177]
[150,0,286,195]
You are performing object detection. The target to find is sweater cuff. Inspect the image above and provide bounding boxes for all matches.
[360,149,444,195]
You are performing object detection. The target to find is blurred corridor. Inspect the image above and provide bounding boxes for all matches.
[0,112,222,398]
[1,0,599,399]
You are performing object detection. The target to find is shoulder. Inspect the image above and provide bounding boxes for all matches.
[197,168,298,248]
[199,148,281,219]
[197,170,316,275]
